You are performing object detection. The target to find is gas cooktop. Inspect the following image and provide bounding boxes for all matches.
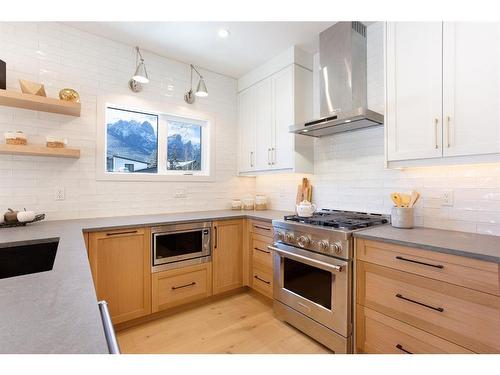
[284,209,388,231]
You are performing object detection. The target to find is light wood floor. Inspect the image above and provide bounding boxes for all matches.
[117,291,331,354]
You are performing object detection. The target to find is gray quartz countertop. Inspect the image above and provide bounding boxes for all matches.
[0,209,290,354]
[354,225,500,264]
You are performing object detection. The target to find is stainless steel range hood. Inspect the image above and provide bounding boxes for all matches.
[290,22,384,137]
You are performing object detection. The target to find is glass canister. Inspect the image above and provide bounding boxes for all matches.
[242,198,255,211]
[255,194,268,210]
[231,198,242,210]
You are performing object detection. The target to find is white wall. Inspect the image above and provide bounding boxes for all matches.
[0,22,254,220]
[256,22,500,236]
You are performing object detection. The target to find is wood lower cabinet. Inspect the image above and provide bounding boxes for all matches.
[152,263,212,312]
[248,220,274,299]
[356,305,473,354]
[212,219,243,295]
[355,238,500,354]
[88,227,151,324]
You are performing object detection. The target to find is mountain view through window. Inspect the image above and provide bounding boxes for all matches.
[106,107,158,173]
[166,121,202,171]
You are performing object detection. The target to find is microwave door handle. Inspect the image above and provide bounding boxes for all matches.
[267,245,343,273]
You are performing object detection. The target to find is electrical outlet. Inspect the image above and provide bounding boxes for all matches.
[174,189,187,198]
[55,187,65,201]
[442,190,453,206]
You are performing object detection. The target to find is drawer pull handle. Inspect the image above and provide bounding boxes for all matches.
[396,344,412,354]
[106,230,138,236]
[172,282,196,290]
[254,247,271,254]
[254,275,271,285]
[395,256,444,269]
[254,225,271,231]
[395,293,444,312]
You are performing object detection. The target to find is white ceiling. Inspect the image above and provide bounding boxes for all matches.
[66,22,335,78]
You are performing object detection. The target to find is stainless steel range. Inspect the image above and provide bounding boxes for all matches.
[268,209,388,353]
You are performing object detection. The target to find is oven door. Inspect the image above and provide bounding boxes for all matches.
[270,242,351,337]
[153,225,210,267]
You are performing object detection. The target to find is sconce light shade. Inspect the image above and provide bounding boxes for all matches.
[184,64,208,103]
[195,77,208,97]
[133,60,149,83]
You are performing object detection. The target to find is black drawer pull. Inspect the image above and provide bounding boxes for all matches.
[395,256,444,269]
[254,247,271,254]
[396,344,412,354]
[171,282,196,290]
[254,225,271,231]
[254,275,271,285]
[106,230,138,236]
[395,293,444,312]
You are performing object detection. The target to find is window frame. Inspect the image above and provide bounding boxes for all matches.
[96,95,215,182]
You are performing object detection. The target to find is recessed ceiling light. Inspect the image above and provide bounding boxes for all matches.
[218,28,230,38]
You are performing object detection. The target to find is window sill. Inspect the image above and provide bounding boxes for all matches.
[95,172,215,182]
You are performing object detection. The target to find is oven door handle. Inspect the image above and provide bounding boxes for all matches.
[267,245,343,273]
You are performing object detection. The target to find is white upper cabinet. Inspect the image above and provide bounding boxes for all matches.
[238,87,255,172]
[386,22,500,167]
[443,22,500,157]
[253,77,274,170]
[272,65,294,170]
[237,47,314,175]
[386,22,443,162]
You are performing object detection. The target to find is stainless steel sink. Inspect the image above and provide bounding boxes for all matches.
[0,238,59,280]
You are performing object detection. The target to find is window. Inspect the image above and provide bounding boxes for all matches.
[99,100,213,181]
[166,120,202,171]
[106,107,158,173]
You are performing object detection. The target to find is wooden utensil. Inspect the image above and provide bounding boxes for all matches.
[400,194,411,208]
[409,190,421,208]
[390,193,402,207]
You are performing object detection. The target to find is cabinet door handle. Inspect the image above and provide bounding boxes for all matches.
[214,226,218,249]
[395,344,412,354]
[254,225,271,231]
[254,275,271,285]
[446,116,451,148]
[395,256,444,269]
[250,152,254,168]
[106,230,138,236]
[254,247,271,254]
[434,118,439,149]
[171,282,196,290]
[395,293,444,312]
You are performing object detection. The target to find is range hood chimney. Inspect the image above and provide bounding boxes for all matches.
[290,22,383,137]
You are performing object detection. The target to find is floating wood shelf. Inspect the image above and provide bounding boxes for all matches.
[0,89,81,117]
[0,144,80,159]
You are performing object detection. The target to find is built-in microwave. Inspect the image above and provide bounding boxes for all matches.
[151,221,211,272]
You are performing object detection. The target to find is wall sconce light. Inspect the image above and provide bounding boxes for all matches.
[128,46,149,93]
[184,64,208,104]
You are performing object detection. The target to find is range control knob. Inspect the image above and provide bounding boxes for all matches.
[318,240,329,251]
[297,235,311,248]
[276,230,285,241]
[285,232,295,243]
[330,241,343,255]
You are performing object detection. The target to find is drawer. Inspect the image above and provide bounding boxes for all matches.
[356,239,500,296]
[252,264,273,298]
[252,237,273,269]
[250,220,273,238]
[152,263,212,312]
[357,261,500,353]
[356,305,473,354]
